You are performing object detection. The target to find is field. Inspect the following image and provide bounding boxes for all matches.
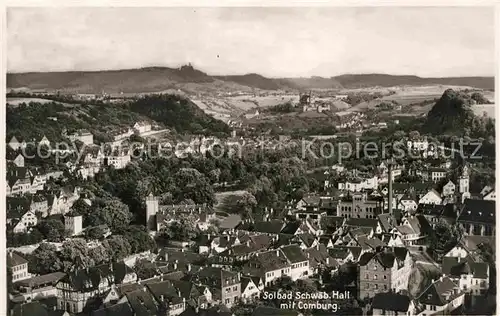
[473,104,495,118]
[7,97,56,106]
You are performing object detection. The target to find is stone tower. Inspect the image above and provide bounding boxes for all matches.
[146,193,159,231]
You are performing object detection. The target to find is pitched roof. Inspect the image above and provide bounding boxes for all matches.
[280,245,308,263]
[372,292,412,312]
[442,257,489,279]
[345,218,379,229]
[252,306,300,316]
[92,302,134,316]
[253,220,285,234]
[219,214,242,230]
[17,272,66,288]
[12,302,49,316]
[458,199,495,224]
[125,289,160,316]
[417,277,463,306]
[7,252,28,267]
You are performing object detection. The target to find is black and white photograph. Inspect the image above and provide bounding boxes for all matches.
[3,5,497,316]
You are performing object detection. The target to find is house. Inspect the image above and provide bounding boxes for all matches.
[40,135,51,147]
[304,244,339,275]
[482,188,495,201]
[418,189,442,205]
[8,252,30,282]
[358,247,412,299]
[445,235,495,261]
[7,153,25,167]
[441,256,489,296]
[337,176,378,192]
[16,271,67,300]
[10,209,38,234]
[11,301,70,316]
[144,280,187,315]
[56,262,138,313]
[242,249,291,287]
[407,137,429,151]
[397,194,418,212]
[457,199,495,236]
[414,277,465,315]
[9,136,26,150]
[105,149,131,170]
[67,129,94,145]
[133,121,152,135]
[442,181,456,197]
[240,276,261,303]
[194,267,241,308]
[392,215,432,246]
[337,192,383,219]
[372,292,416,316]
[428,167,448,182]
[280,245,309,281]
[6,167,33,196]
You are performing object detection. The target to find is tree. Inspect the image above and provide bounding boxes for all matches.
[89,244,109,265]
[30,243,63,275]
[158,219,198,243]
[428,221,463,261]
[134,259,158,280]
[85,226,107,240]
[121,225,156,254]
[60,238,94,272]
[102,235,132,261]
[236,192,257,219]
[88,198,133,232]
[409,130,420,140]
[37,219,67,242]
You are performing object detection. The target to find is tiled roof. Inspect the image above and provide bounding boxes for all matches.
[7,252,28,267]
[417,277,463,306]
[92,302,134,316]
[125,289,160,316]
[458,199,495,224]
[442,257,489,279]
[16,272,66,288]
[372,292,412,312]
[280,245,308,263]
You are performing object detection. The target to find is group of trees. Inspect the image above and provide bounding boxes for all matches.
[26,224,155,275]
[7,217,68,247]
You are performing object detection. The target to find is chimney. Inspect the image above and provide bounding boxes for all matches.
[187,264,191,272]
[326,257,330,265]
[276,250,280,257]
[159,294,165,302]
[307,252,310,259]
[316,244,320,251]
[388,162,393,215]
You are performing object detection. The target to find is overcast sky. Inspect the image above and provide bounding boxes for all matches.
[7,7,495,77]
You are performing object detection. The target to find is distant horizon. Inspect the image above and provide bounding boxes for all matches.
[7,7,495,77]
[6,64,495,79]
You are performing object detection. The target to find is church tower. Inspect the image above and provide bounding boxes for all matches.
[146,193,159,231]
[458,164,470,203]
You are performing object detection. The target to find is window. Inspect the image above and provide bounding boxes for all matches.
[233,286,237,291]
[384,275,387,280]
[374,284,378,290]
[374,275,378,280]
[365,274,369,280]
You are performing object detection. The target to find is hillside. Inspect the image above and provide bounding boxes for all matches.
[6,94,230,142]
[423,89,494,137]
[128,94,230,136]
[7,67,494,93]
[334,74,495,90]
